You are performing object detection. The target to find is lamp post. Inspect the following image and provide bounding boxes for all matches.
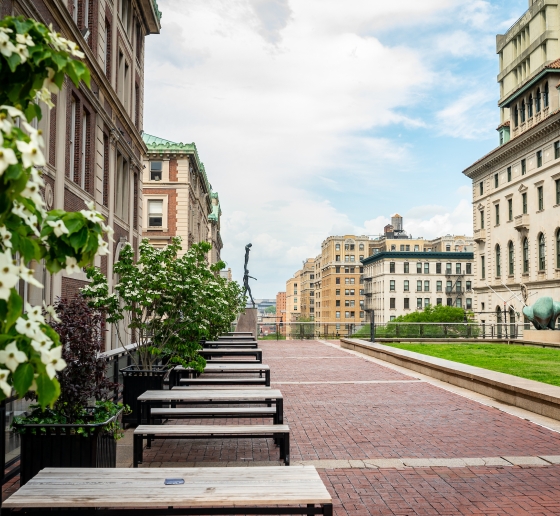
[367,309,375,343]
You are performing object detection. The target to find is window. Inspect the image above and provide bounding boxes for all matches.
[390,280,395,292]
[508,199,513,221]
[436,263,441,274]
[557,229,560,268]
[400,245,404,251]
[538,186,544,210]
[404,262,409,273]
[336,266,341,273]
[359,256,364,260]
[335,300,340,307]
[494,173,498,188]
[481,255,485,279]
[508,242,514,275]
[335,244,340,251]
[344,255,349,262]
[417,298,422,308]
[555,141,560,160]
[466,298,472,309]
[456,263,461,274]
[335,277,340,284]
[446,263,451,274]
[390,298,395,309]
[539,233,546,270]
[424,280,429,292]
[521,100,526,123]
[456,298,462,308]
[406,245,410,251]
[350,255,355,262]
[466,263,471,274]
[148,199,163,227]
[335,289,340,295]
[514,105,519,127]
[436,281,442,292]
[556,179,560,205]
[522,192,527,214]
[336,311,340,319]
[496,245,501,277]
[414,245,419,251]
[345,300,355,307]
[507,166,512,182]
[446,280,452,293]
[415,280,422,292]
[523,238,529,273]
[479,181,483,195]
[544,82,549,107]
[150,161,162,181]
[447,298,453,306]
[436,298,442,305]
[345,312,350,319]
[359,244,364,251]
[404,298,409,309]
[115,152,130,223]
[104,20,111,79]
[389,262,395,273]
[537,150,543,168]
[404,280,409,292]
[445,245,451,252]
[360,311,364,318]
[528,95,533,118]
[521,159,526,175]
[416,262,422,274]
[80,110,88,189]
[494,204,499,225]
[335,255,340,261]
[466,280,472,290]
[424,263,429,274]
[69,96,77,182]
[424,298,430,307]
[536,88,541,112]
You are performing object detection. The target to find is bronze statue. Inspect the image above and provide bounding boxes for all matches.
[243,243,256,309]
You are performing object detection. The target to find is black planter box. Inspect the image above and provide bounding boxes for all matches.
[120,365,169,426]
[14,409,121,486]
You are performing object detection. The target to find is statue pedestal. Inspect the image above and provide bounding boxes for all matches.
[523,329,560,346]
[236,308,257,337]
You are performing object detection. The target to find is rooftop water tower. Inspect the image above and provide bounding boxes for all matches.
[391,214,404,235]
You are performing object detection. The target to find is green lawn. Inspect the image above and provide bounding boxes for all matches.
[384,343,560,387]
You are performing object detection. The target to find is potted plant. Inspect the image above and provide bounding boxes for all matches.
[13,295,124,485]
[82,237,244,424]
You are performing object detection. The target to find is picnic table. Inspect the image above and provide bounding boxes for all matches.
[199,347,262,363]
[137,388,284,426]
[3,466,333,515]
[171,363,271,387]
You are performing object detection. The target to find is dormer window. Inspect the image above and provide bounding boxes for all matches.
[536,88,541,112]
[528,94,533,118]
[544,82,549,108]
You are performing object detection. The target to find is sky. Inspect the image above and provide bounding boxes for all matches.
[143,0,528,298]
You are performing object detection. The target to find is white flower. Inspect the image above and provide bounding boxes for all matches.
[16,33,34,47]
[0,146,17,176]
[22,122,45,149]
[29,167,45,187]
[0,252,19,300]
[101,223,114,241]
[25,303,45,323]
[41,346,66,379]
[0,115,12,133]
[16,140,45,169]
[43,301,61,323]
[19,265,43,288]
[13,43,29,63]
[80,209,101,223]
[0,105,24,119]
[15,317,42,340]
[86,200,96,211]
[0,36,16,58]
[47,219,69,237]
[0,369,11,397]
[21,180,45,208]
[42,67,58,94]
[96,236,110,256]
[65,256,80,274]
[0,342,27,373]
[67,41,85,58]
[12,201,38,234]
[0,226,12,248]
[37,87,54,109]
[31,334,53,353]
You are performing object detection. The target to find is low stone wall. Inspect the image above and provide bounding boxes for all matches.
[374,338,560,349]
[340,338,560,421]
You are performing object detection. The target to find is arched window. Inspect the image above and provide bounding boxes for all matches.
[528,94,533,117]
[557,229,560,269]
[536,88,541,112]
[514,105,519,127]
[521,100,526,123]
[509,307,516,337]
[496,245,501,277]
[544,82,549,108]
[508,241,514,275]
[523,238,529,273]
[539,233,546,270]
[496,306,502,337]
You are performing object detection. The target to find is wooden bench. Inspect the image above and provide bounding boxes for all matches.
[134,424,290,466]
[3,466,333,515]
[179,377,268,387]
[149,406,278,423]
[199,347,262,363]
[170,363,271,387]
[204,340,259,348]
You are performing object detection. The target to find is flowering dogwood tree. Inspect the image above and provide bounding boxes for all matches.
[0,16,111,408]
[82,238,245,371]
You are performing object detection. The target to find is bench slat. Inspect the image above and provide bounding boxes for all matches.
[150,407,276,416]
[135,424,289,435]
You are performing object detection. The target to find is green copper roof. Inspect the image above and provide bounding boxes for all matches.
[209,191,221,222]
[143,132,211,195]
[153,0,162,20]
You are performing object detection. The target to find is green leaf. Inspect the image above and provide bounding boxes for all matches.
[69,227,88,252]
[12,362,34,396]
[6,289,23,330]
[35,374,60,409]
[63,213,85,234]
[19,235,40,261]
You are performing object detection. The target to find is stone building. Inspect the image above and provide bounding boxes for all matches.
[2,0,161,349]
[464,0,560,324]
[276,291,286,324]
[142,134,223,264]
[285,273,301,322]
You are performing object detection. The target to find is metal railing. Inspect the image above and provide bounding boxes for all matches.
[255,321,369,340]
[373,322,525,340]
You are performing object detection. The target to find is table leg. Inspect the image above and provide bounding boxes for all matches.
[277,398,284,424]
[265,369,271,387]
[284,432,290,465]
[307,504,315,516]
[133,434,142,467]
[323,503,333,516]
[136,400,143,427]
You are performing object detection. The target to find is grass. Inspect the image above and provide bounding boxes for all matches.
[384,343,560,387]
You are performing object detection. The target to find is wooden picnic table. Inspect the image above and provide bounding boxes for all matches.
[3,466,333,515]
[199,347,262,363]
[137,388,284,426]
[203,340,258,348]
[172,363,271,387]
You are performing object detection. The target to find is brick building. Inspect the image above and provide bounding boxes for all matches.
[142,134,223,264]
[1,0,161,349]
[276,291,286,324]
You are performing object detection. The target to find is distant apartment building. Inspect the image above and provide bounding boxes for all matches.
[299,258,316,320]
[142,134,223,264]
[314,235,370,326]
[463,0,560,324]
[286,273,301,322]
[276,292,286,324]
[2,0,161,350]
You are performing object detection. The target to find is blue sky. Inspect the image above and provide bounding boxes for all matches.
[144,0,528,297]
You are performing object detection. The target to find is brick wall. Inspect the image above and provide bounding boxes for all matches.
[61,277,88,300]
[64,187,87,212]
[169,159,178,181]
[103,133,109,206]
[144,188,177,236]
[48,93,57,166]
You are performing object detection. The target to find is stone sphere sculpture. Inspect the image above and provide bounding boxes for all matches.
[522,297,560,330]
